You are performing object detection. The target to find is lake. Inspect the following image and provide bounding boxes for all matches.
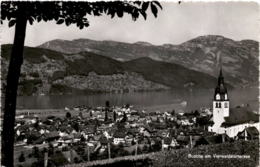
[16,88,259,112]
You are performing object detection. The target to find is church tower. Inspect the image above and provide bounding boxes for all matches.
[211,68,230,133]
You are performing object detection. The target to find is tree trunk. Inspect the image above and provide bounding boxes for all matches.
[1,7,27,167]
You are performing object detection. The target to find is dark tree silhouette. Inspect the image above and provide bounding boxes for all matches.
[66,111,71,119]
[18,152,25,162]
[113,110,117,122]
[122,111,127,122]
[105,100,110,108]
[105,110,108,122]
[1,2,162,166]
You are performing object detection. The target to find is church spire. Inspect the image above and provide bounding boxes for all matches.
[218,67,224,86]
[214,67,228,101]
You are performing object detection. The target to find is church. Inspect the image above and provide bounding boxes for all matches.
[208,69,259,138]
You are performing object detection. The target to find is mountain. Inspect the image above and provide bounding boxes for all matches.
[38,35,259,88]
[1,45,219,96]
[123,57,217,89]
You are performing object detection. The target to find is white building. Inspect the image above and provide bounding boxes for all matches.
[208,69,259,138]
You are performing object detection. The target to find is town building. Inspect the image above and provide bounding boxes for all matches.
[208,69,259,137]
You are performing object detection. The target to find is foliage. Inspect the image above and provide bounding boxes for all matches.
[74,157,81,164]
[72,122,80,132]
[2,1,162,28]
[124,57,217,89]
[151,140,259,167]
[18,152,25,162]
[65,53,124,76]
[63,140,258,167]
[29,72,39,78]
[105,100,110,108]
[32,146,39,158]
[113,111,117,122]
[196,116,212,127]
[66,112,72,119]
[105,110,108,122]
[50,83,72,94]
[48,143,54,156]
[51,71,66,81]
[19,79,42,95]
[51,152,68,166]
[122,112,127,122]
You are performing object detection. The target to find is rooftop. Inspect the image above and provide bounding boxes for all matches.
[221,106,259,127]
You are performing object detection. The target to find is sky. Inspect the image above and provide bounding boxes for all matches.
[1,1,259,47]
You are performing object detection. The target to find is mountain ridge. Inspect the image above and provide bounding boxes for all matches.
[38,35,259,88]
[2,44,222,96]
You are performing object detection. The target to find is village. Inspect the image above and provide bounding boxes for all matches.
[14,103,208,166]
[13,70,260,167]
[14,103,258,167]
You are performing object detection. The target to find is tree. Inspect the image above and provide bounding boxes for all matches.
[105,100,110,108]
[48,143,54,156]
[105,110,108,122]
[74,157,80,164]
[125,104,130,109]
[32,146,39,158]
[1,2,162,166]
[18,152,25,162]
[113,110,117,122]
[66,112,71,119]
[122,112,127,122]
[171,109,176,116]
[72,122,79,132]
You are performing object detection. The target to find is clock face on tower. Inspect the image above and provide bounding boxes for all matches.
[225,102,228,108]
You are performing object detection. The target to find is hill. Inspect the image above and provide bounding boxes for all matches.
[1,45,220,96]
[38,35,259,88]
[123,57,217,89]
[63,140,258,167]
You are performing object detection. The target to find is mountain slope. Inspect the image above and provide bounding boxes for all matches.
[1,45,220,96]
[123,57,217,89]
[38,35,259,88]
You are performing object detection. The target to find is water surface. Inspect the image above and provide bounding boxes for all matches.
[17,88,259,112]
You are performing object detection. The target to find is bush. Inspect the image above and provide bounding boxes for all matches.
[30,72,39,78]
[62,146,69,152]
[151,140,259,167]
[51,152,68,166]
[48,143,54,156]
[51,71,65,81]
[18,152,25,162]
[49,84,72,94]
[19,79,42,95]
[66,112,71,119]
[32,146,40,158]
[74,157,81,163]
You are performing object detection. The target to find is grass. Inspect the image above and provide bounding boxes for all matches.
[63,140,258,167]
[151,139,259,167]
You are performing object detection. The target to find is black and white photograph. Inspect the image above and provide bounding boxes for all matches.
[0,1,259,167]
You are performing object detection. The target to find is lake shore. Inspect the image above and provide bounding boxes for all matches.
[15,103,187,119]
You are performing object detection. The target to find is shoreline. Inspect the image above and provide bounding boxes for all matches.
[14,103,187,118]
